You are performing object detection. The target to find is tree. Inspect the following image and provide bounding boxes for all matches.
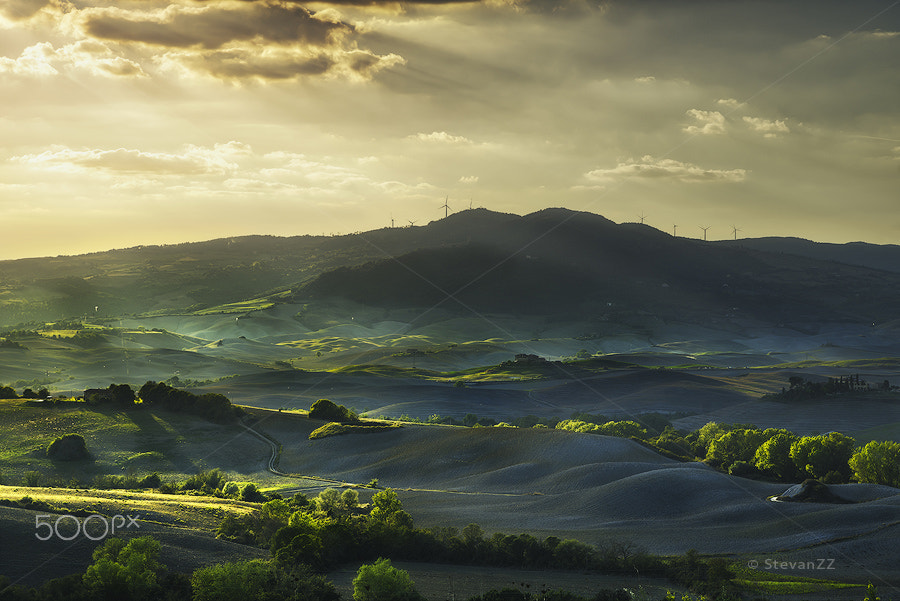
[706,428,767,470]
[352,558,423,601]
[596,420,649,440]
[694,422,747,457]
[83,536,165,601]
[341,488,359,513]
[849,441,900,487]
[753,432,799,481]
[790,433,856,481]
[313,488,345,517]
[370,488,403,522]
[109,383,136,406]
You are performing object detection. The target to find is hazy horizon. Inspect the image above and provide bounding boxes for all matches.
[1,0,897,261]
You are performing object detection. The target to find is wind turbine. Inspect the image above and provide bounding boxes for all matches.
[638,213,647,225]
[673,224,678,237]
[408,219,417,227]
[699,225,710,241]
[442,196,452,218]
[390,213,394,228]
[731,225,742,240]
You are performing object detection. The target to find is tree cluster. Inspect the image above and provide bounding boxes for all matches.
[309,399,359,423]
[0,384,48,399]
[555,412,899,489]
[217,488,670,580]
[138,381,243,422]
[763,374,896,402]
[0,535,339,601]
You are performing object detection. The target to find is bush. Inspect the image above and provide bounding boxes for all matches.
[192,560,339,601]
[47,433,90,461]
[468,590,530,601]
[241,483,267,503]
[352,558,424,601]
[181,468,227,493]
[138,473,162,488]
[24,471,42,487]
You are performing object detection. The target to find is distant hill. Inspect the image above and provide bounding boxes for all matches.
[301,209,900,326]
[719,237,900,274]
[2,207,900,328]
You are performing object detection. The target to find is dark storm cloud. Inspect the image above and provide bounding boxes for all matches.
[197,0,480,4]
[83,2,349,49]
[182,48,335,78]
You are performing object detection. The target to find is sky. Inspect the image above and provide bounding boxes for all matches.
[0,0,898,260]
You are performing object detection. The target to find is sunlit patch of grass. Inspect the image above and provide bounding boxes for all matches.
[39,330,81,339]
[732,562,861,595]
[763,357,900,370]
[308,421,400,440]
[193,298,275,315]
[124,451,168,465]
[735,579,860,595]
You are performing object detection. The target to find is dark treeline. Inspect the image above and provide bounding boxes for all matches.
[77,381,243,423]
[0,385,49,400]
[764,375,897,402]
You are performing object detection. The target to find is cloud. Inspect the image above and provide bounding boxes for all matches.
[716,98,743,109]
[410,131,473,144]
[586,155,747,184]
[0,42,59,76]
[0,40,146,78]
[70,3,404,81]
[0,0,51,21]
[13,144,245,175]
[80,3,348,50]
[683,109,726,135]
[634,75,655,83]
[743,116,790,137]
[458,175,479,183]
[859,30,900,40]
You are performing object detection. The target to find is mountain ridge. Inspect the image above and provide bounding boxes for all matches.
[1,207,899,327]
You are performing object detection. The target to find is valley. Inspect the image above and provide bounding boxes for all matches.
[1,209,899,600]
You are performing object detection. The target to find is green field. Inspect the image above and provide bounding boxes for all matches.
[0,399,270,486]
